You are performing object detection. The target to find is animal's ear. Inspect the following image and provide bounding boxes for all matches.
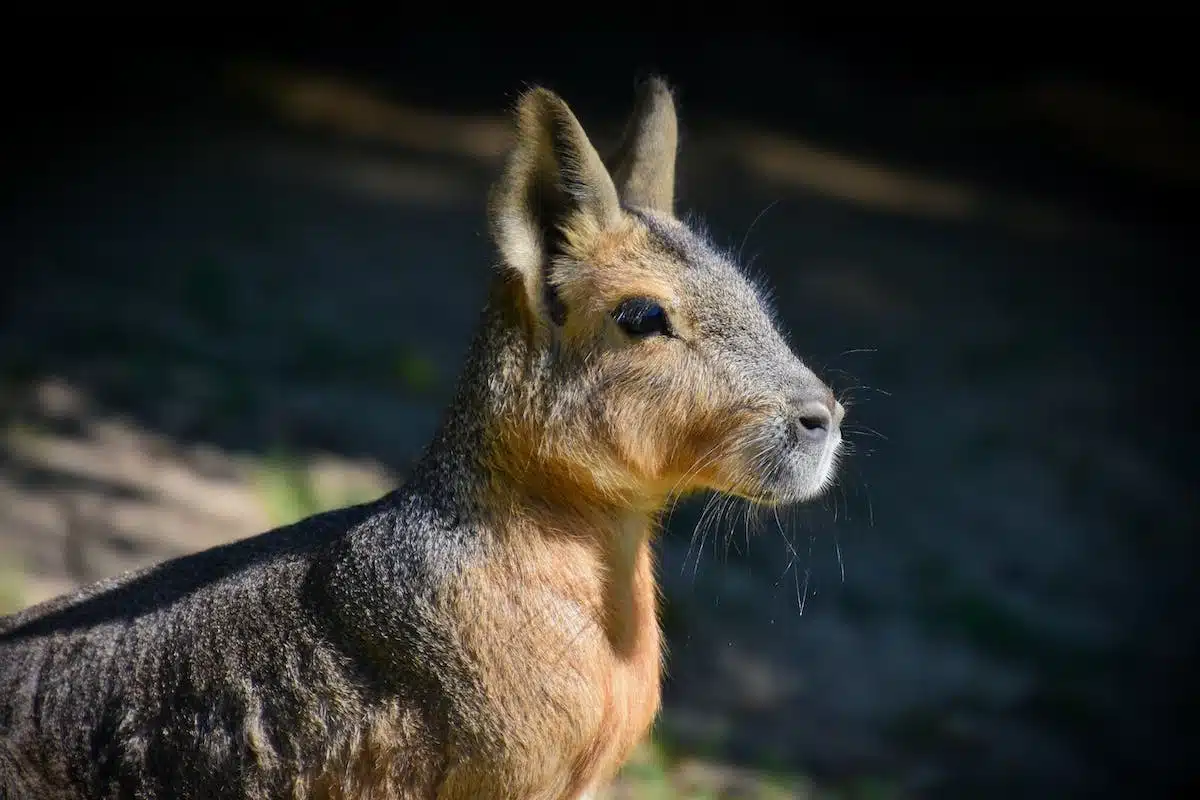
[607,76,678,215]
[488,87,621,325]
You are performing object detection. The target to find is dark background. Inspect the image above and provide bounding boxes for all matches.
[2,27,1196,799]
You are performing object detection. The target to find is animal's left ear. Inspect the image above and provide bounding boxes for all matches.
[607,76,679,215]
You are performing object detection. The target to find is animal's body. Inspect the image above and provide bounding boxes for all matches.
[0,78,845,799]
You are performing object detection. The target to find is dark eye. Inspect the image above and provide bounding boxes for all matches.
[612,297,671,338]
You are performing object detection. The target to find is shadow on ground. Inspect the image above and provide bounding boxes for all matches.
[1,39,1196,798]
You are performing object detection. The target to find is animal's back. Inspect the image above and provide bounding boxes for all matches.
[0,496,443,799]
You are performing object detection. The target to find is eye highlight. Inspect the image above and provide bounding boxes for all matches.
[612,297,672,338]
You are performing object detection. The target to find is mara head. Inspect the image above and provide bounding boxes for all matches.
[484,77,844,513]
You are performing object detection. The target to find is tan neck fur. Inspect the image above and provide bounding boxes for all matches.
[440,470,662,797]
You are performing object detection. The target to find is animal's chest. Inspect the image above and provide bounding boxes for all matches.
[446,634,662,799]
[442,539,663,797]
[577,640,663,784]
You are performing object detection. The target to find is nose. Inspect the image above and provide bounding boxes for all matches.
[795,400,835,441]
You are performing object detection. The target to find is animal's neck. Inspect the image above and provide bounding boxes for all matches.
[409,277,662,656]
[597,511,659,657]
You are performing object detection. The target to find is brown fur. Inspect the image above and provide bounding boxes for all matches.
[434,510,660,799]
[312,86,688,797]
[0,77,843,800]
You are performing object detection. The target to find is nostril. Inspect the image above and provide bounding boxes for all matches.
[796,401,832,438]
[799,414,827,432]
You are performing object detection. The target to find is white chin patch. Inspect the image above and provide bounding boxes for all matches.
[795,438,841,502]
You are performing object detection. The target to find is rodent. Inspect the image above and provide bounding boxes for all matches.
[0,76,845,799]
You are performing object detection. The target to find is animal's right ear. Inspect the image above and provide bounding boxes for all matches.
[488,87,621,327]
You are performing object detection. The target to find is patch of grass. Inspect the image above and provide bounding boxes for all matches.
[614,738,676,799]
[609,731,896,799]
[653,717,729,765]
[255,448,323,526]
[253,447,382,527]
[0,565,25,616]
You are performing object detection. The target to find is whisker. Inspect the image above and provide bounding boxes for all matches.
[843,425,889,442]
[737,199,782,263]
[695,494,729,577]
[685,490,723,577]
[835,384,893,399]
[797,534,815,615]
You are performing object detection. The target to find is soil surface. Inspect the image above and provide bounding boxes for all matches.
[2,42,1194,798]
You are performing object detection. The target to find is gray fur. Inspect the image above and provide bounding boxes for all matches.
[0,298,510,798]
[0,79,842,799]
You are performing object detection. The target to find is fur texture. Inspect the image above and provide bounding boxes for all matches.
[0,77,844,799]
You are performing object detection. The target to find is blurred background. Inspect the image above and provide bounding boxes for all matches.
[1,28,1195,799]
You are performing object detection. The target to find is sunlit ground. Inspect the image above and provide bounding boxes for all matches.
[2,57,1193,797]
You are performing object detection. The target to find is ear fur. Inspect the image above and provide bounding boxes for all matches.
[488,87,621,325]
[607,76,679,215]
